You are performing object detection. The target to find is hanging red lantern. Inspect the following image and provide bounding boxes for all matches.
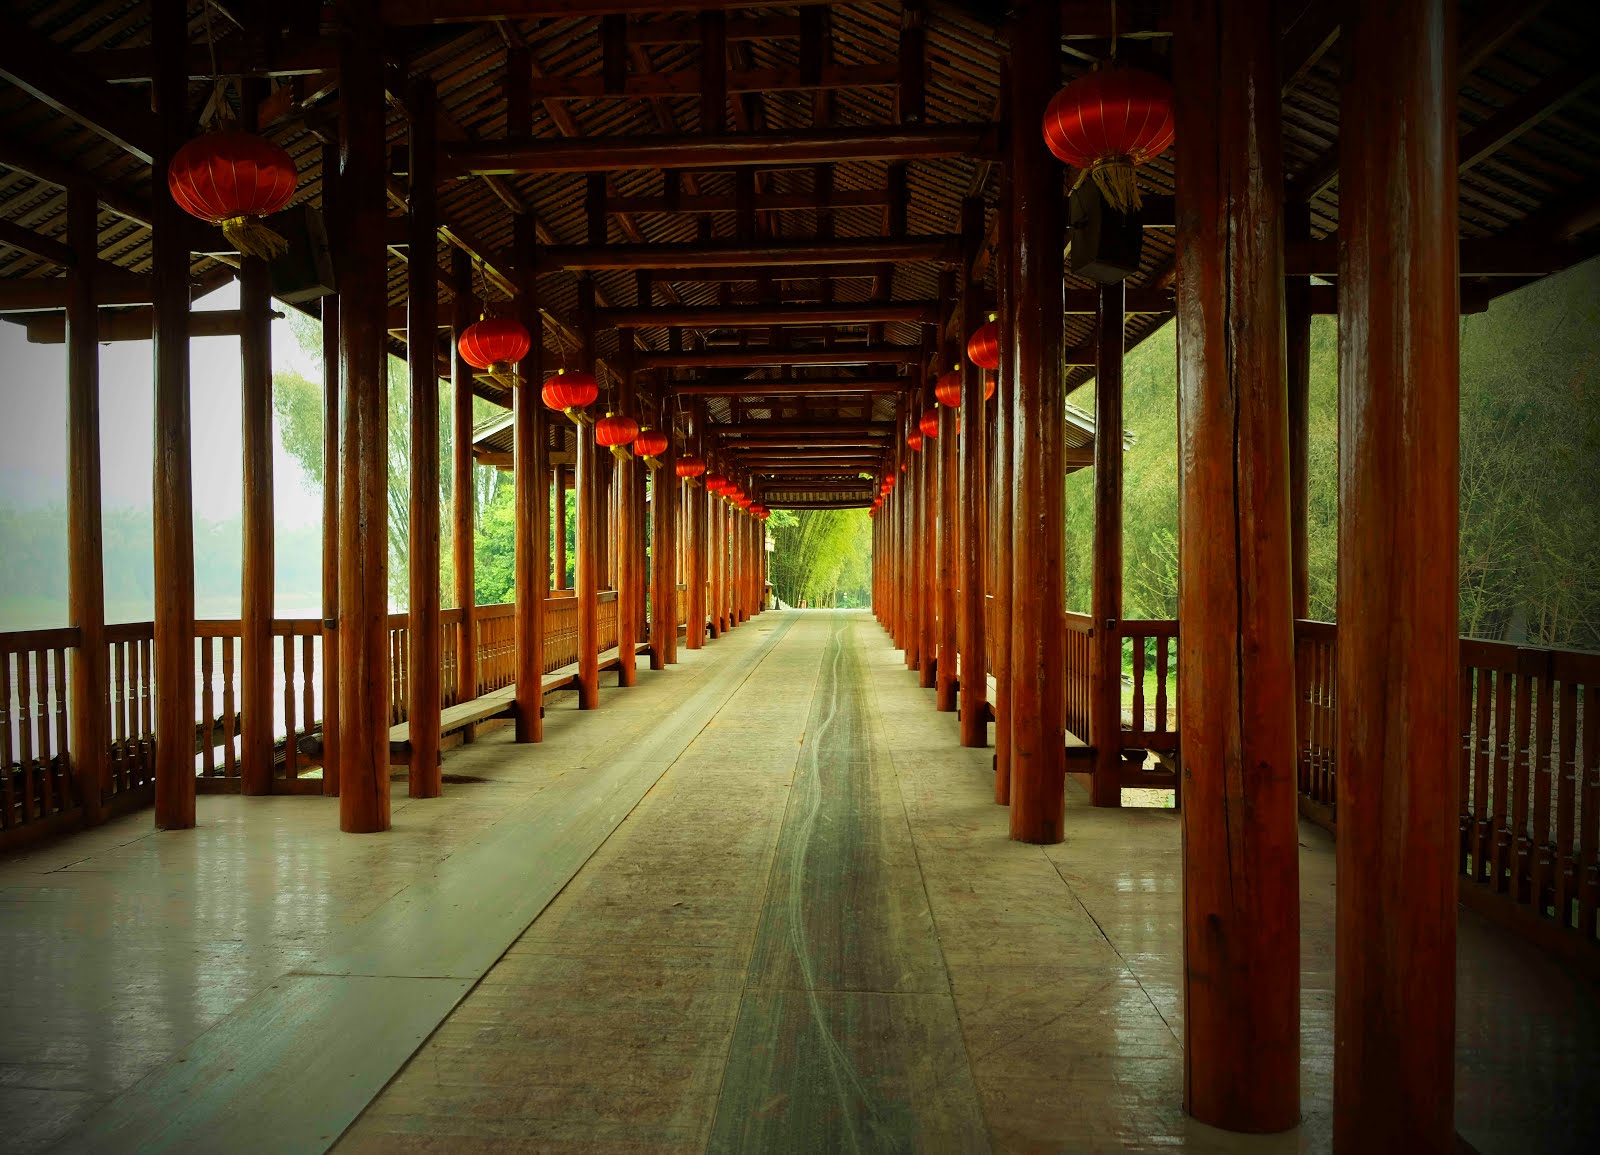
[542,370,599,424]
[918,409,940,439]
[675,455,706,480]
[705,472,728,495]
[968,318,1001,370]
[595,412,640,463]
[459,316,532,371]
[1042,67,1175,214]
[168,130,298,260]
[935,370,962,408]
[633,428,668,467]
[754,506,770,521]
[906,429,924,452]
[985,373,997,401]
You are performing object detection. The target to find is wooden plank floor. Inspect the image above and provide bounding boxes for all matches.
[1,610,1595,1153]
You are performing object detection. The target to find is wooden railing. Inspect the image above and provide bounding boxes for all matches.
[1294,620,1338,814]
[0,591,627,847]
[1063,612,1093,742]
[1122,620,1177,755]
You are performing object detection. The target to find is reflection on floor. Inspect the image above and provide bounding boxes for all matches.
[1,610,1595,1153]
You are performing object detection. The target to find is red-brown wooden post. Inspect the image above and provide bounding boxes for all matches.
[319,266,340,797]
[240,239,274,797]
[1174,0,1299,1128]
[650,406,677,669]
[957,196,988,748]
[918,364,937,689]
[451,250,478,712]
[576,275,600,707]
[936,273,959,713]
[152,0,196,830]
[685,400,707,649]
[407,80,442,795]
[1286,201,1312,621]
[992,127,1015,803]
[337,0,392,833]
[905,405,921,670]
[65,185,107,824]
[1336,1,1459,1148]
[514,214,547,740]
[1007,0,1066,843]
[552,465,566,590]
[616,330,639,687]
[1089,282,1125,807]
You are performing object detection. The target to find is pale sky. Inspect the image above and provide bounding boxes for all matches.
[0,281,324,525]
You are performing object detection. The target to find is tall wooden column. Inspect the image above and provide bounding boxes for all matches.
[1174,0,1298,1129]
[936,398,958,712]
[319,278,341,797]
[336,0,392,833]
[1286,202,1312,621]
[1089,282,1125,807]
[1336,1,1459,1148]
[407,80,442,796]
[1007,0,1066,843]
[451,250,478,712]
[576,276,600,707]
[918,379,937,688]
[151,0,195,830]
[710,495,724,636]
[992,140,1015,802]
[650,426,677,669]
[552,465,566,590]
[240,246,274,796]
[615,332,639,687]
[957,198,988,747]
[65,185,107,825]
[514,214,548,742]
[905,411,920,669]
[685,402,707,649]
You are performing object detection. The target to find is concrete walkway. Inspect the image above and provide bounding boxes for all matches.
[2,610,1595,1153]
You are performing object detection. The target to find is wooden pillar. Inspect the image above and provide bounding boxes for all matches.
[904,409,920,670]
[240,247,274,796]
[65,185,107,825]
[151,0,195,830]
[1089,282,1125,807]
[936,392,958,711]
[1336,1,1459,1148]
[1286,202,1312,621]
[451,250,478,711]
[685,402,707,649]
[320,280,340,798]
[650,423,677,669]
[616,331,639,687]
[336,0,391,833]
[1174,0,1298,1129]
[917,376,937,688]
[957,198,987,747]
[514,214,548,742]
[993,142,1014,804]
[1006,0,1066,843]
[576,276,600,707]
[553,465,567,589]
[406,79,442,796]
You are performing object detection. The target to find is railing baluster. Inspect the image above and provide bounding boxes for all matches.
[1555,676,1578,929]
[200,637,216,776]
[0,653,15,828]
[283,635,298,780]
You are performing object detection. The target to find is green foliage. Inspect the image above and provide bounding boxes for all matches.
[1069,256,1599,651]
[768,508,872,608]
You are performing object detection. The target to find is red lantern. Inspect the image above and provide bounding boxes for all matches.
[459,316,532,371]
[919,409,940,439]
[906,430,924,452]
[754,506,770,521]
[1042,67,1174,214]
[595,412,639,463]
[633,428,668,462]
[542,370,599,423]
[705,472,728,495]
[968,319,1001,370]
[935,370,962,408]
[676,455,706,480]
[985,373,997,401]
[168,130,298,260]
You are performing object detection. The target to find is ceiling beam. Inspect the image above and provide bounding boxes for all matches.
[0,16,158,162]
[1457,64,1600,174]
[668,379,908,396]
[442,123,997,177]
[383,0,832,23]
[526,62,899,101]
[598,301,937,328]
[643,346,920,369]
[540,237,958,274]
[609,189,891,214]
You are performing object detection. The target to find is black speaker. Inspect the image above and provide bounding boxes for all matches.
[1069,181,1144,285]
[268,204,336,304]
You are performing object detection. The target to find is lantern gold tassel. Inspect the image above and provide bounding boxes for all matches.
[608,444,631,464]
[222,216,290,261]
[1088,157,1143,215]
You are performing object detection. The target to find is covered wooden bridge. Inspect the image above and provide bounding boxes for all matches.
[2,1,1599,1153]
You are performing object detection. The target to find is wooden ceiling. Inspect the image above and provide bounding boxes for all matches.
[1,1,1597,503]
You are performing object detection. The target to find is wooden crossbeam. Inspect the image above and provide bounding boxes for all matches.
[0,218,75,266]
[643,346,920,369]
[1458,64,1600,173]
[540,237,958,274]
[11,307,264,343]
[0,16,158,162]
[525,62,899,101]
[442,124,997,177]
[597,301,936,328]
[383,0,831,22]
[0,273,155,310]
[669,379,908,396]
[83,38,337,83]
[608,189,891,214]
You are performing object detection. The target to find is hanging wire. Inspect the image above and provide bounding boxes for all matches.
[1110,0,1119,61]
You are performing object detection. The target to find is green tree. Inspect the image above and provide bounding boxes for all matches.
[768,507,872,608]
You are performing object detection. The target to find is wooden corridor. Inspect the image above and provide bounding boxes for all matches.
[3,611,1595,1154]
